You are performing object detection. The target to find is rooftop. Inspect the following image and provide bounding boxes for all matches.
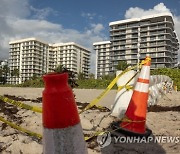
[9,37,48,45]
[109,13,173,26]
[93,41,111,46]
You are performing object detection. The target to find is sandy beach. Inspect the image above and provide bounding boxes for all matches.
[0,87,179,154]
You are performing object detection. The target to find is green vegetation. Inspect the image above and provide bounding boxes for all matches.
[0,65,9,84]
[77,75,117,89]
[16,65,78,88]
[115,61,129,71]
[11,68,19,77]
[18,77,44,87]
[0,65,19,84]
[54,65,78,88]
[0,67,179,91]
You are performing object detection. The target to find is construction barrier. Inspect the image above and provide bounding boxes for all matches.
[43,73,87,154]
[111,70,138,118]
[148,75,173,106]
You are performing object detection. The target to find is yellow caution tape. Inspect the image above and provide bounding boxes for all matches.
[0,95,42,113]
[80,58,151,114]
[93,105,106,110]
[79,65,138,114]
[117,71,139,92]
[0,116,42,139]
[118,85,133,92]
[85,131,104,141]
[84,117,146,141]
[121,116,145,123]
[140,57,151,67]
[84,59,151,141]
[0,58,151,142]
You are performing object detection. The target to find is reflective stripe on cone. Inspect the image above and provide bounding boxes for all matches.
[120,56,151,134]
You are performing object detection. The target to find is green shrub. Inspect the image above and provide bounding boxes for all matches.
[17,77,44,87]
[77,78,117,89]
[2,68,179,91]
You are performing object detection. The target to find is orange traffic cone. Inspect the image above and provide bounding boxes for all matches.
[118,56,152,136]
[42,73,87,154]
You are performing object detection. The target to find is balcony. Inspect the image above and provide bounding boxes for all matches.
[110,32,126,36]
[141,33,148,37]
[131,30,138,33]
[131,40,138,43]
[131,35,138,38]
[140,27,148,32]
[140,44,147,48]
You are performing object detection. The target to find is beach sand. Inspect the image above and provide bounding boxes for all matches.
[0,87,179,154]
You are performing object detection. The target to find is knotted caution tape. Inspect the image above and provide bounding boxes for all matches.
[117,71,139,92]
[139,57,151,66]
[80,58,151,114]
[79,65,138,114]
[84,58,151,141]
[117,85,133,92]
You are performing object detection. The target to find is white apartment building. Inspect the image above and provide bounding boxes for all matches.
[9,38,49,84]
[95,13,179,77]
[48,42,90,78]
[9,38,90,84]
[93,41,111,79]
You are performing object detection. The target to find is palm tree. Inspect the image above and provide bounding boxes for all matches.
[115,61,129,71]
[54,65,64,73]
[0,68,4,84]
[2,65,9,84]
[54,64,78,88]
[11,68,19,77]
[78,72,85,80]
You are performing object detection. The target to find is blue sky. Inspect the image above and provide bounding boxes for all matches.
[0,0,180,73]
[30,0,179,28]
[29,0,180,36]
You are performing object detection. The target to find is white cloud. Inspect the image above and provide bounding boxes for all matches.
[90,23,104,34]
[125,3,171,19]
[0,0,30,18]
[9,18,61,33]
[30,6,58,20]
[125,3,180,61]
[0,0,107,73]
[81,12,96,20]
